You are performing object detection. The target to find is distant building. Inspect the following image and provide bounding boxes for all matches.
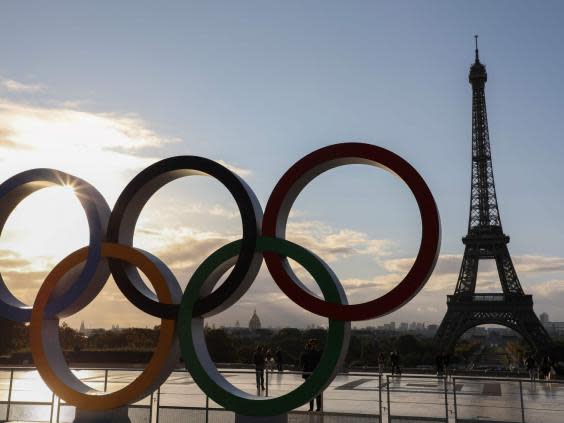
[249,309,262,330]
[381,322,396,331]
[463,326,487,340]
[399,322,409,331]
[426,324,438,335]
[545,322,564,336]
[537,312,564,336]
[79,321,100,335]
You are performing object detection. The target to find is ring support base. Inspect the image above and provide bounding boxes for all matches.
[235,414,288,423]
[73,407,131,423]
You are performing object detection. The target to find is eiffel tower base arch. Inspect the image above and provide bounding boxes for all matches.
[435,294,553,353]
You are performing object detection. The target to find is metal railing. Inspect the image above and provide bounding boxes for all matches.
[1,366,564,423]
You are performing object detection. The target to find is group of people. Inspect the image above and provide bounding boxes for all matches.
[252,346,284,391]
[377,351,402,376]
[253,339,323,412]
[524,354,555,382]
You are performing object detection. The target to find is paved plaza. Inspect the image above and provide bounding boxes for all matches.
[2,368,564,422]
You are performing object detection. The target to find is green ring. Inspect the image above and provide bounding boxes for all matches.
[178,236,350,416]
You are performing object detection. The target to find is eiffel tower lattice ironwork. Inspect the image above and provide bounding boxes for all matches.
[434,37,553,352]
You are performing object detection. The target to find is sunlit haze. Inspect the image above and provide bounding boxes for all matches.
[1,1,564,330]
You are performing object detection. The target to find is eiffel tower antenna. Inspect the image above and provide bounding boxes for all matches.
[434,39,552,353]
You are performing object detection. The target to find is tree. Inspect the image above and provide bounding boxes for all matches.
[59,321,85,351]
[0,317,27,354]
[205,329,237,363]
[397,334,420,355]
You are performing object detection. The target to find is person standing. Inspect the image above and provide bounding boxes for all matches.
[276,349,284,372]
[541,355,553,381]
[525,354,537,382]
[443,353,451,379]
[301,339,322,412]
[435,353,444,377]
[390,351,401,376]
[266,348,274,373]
[377,352,385,375]
[253,345,266,391]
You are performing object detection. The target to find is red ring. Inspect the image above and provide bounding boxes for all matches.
[262,143,441,321]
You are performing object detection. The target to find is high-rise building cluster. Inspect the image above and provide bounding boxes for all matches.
[365,321,438,334]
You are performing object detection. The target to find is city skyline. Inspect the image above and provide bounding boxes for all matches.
[1,2,564,330]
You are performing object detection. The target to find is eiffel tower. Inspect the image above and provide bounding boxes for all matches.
[434,37,552,353]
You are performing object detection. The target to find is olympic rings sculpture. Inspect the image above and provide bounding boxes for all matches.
[0,143,440,415]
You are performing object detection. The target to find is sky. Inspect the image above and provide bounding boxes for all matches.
[0,1,564,330]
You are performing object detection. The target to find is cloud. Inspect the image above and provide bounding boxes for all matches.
[286,220,392,263]
[220,252,564,327]
[279,252,564,321]
[216,160,252,177]
[4,87,563,327]
[340,273,404,293]
[384,254,564,278]
[7,222,564,329]
[0,248,54,305]
[1,78,44,93]
[2,270,48,303]
[382,254,461,275]
[377,253,564,295]
[0,249,35,270]
[0,100,177,153]
[0,99,181,207]
[0,128,21,148]
[0,96,193,282]
[124,216,398,325]
[133,213,394,285]
[0,94,250,328]
[528,279,564,298]
[513,255,564,274]
[133,225,237,282]
[179,203,241,220]
[0,248,54,273]
[0,99,257,206]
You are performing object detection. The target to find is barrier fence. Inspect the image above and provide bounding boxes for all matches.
[1,367,563,423]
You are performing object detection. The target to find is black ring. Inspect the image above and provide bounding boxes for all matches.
[107,156,263,318]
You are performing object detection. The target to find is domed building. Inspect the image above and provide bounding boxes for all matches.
[249,309,261,330]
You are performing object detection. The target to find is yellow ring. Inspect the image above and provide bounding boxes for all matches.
[30,243,178,410]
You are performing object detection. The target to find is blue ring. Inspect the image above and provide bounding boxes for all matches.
[0,169,111,322]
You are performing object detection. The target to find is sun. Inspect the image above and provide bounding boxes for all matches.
[0,186,89,303]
